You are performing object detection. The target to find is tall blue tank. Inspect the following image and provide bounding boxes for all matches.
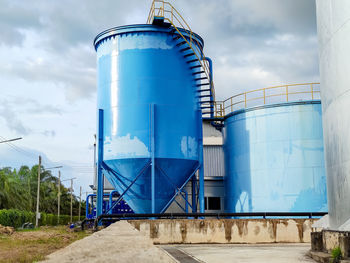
[94,24,203,214]
[223,101,328,213]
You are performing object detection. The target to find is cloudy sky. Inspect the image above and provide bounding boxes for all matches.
[0,0,319,194]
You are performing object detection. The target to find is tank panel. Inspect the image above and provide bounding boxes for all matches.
[224,101,328,213]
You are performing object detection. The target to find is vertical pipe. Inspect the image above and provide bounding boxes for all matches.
[96,109,104,217]
[151,104,156,214]
[191,175,197,212]
[198,110,205,213]
[184,191,188,213]
[85,195,90,218]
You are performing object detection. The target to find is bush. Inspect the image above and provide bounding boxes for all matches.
[0,209,82,228]
[331,246,342,263]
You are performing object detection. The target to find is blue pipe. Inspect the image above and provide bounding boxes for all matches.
[96,109,104,217]
[86,194,95,218]
[197,109,205,213]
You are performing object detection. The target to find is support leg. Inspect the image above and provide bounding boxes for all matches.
[96,109,104,217]
[151,104,156,214]
[191,175,197,213]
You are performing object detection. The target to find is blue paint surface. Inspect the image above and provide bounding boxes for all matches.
[223,101,328,213]
[94,25,203,213]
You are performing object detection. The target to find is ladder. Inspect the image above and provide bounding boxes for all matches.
[147,1,219,119]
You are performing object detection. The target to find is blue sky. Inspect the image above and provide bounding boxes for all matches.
[0,0,319,196]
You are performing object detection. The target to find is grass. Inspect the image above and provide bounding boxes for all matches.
[0,226,90,263]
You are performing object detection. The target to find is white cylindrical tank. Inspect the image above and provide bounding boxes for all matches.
[316,1,350,230]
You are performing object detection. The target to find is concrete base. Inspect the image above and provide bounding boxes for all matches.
[129,218,317,244]
[310,230,350,262]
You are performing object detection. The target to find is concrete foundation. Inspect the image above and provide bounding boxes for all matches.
[310,230,350,260]
[129,219,317,244]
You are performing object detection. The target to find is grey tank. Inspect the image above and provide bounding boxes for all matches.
[316,0,350,230]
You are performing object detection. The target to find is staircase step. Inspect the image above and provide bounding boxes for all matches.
[176,41,187,47]
[186,59,198,64]
[173,35,182,40]
[201,106,214,109]
[196,83,210,86]
[190,65,202,69]
[195,77,207,81]
[184,53,195,58]
[180,47,191,52]
[197,89,212,93]
[197,95,212,98]
[192,71,205,75]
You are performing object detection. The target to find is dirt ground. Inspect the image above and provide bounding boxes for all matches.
[0,226,89,263]
[42,221,176,263]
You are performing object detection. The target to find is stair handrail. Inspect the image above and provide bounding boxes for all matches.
[147,0,216,116]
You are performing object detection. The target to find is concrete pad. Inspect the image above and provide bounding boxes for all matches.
[168,243,316,263]
[41,221,176,263]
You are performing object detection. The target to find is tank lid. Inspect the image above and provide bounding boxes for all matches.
[93,24,204,51]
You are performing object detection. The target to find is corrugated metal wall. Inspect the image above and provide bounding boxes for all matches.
[203,145,225,177]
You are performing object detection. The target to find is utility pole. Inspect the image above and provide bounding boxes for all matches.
[35,155,41,228]
[70,179,73,223]
[79,186,82,221]
[57,170,61,225]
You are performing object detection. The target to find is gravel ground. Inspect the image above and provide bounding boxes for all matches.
[41,221,176,263]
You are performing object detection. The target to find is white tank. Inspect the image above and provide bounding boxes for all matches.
[316,1,350,230]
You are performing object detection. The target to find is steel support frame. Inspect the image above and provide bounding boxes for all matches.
[96,109,104,218]
[95,104,205,218]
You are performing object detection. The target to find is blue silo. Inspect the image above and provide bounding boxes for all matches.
[224,101,328,213]
[94,24,207,214]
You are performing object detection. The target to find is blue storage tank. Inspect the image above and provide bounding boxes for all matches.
[94,24,204,214]
[224,101,328,213]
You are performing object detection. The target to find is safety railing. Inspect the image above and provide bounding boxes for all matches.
[214,83,321,118]
[147,0,215,105]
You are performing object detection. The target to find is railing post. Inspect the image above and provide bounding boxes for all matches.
[311,84,314,100]
[286,85,289,102]
[171,7,173,23]
[244,93,247,108]
[263,89,266,104]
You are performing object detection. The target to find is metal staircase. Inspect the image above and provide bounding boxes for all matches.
[147,1,220,119]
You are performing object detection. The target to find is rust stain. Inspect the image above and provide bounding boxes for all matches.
[223,220,234,242]
[150,221,159,239]
[267,220,278,241]
[254,225,260,235]
[180,221,187,242]
[235,219,248,237]
[131,221,140,231]
[294,219,306,242]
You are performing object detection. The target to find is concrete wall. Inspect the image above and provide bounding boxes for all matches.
[129,219,317,244]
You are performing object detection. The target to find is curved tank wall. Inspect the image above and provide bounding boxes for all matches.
[316,1,350,229]
[223,101,327,213]
[94,24,204,213]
